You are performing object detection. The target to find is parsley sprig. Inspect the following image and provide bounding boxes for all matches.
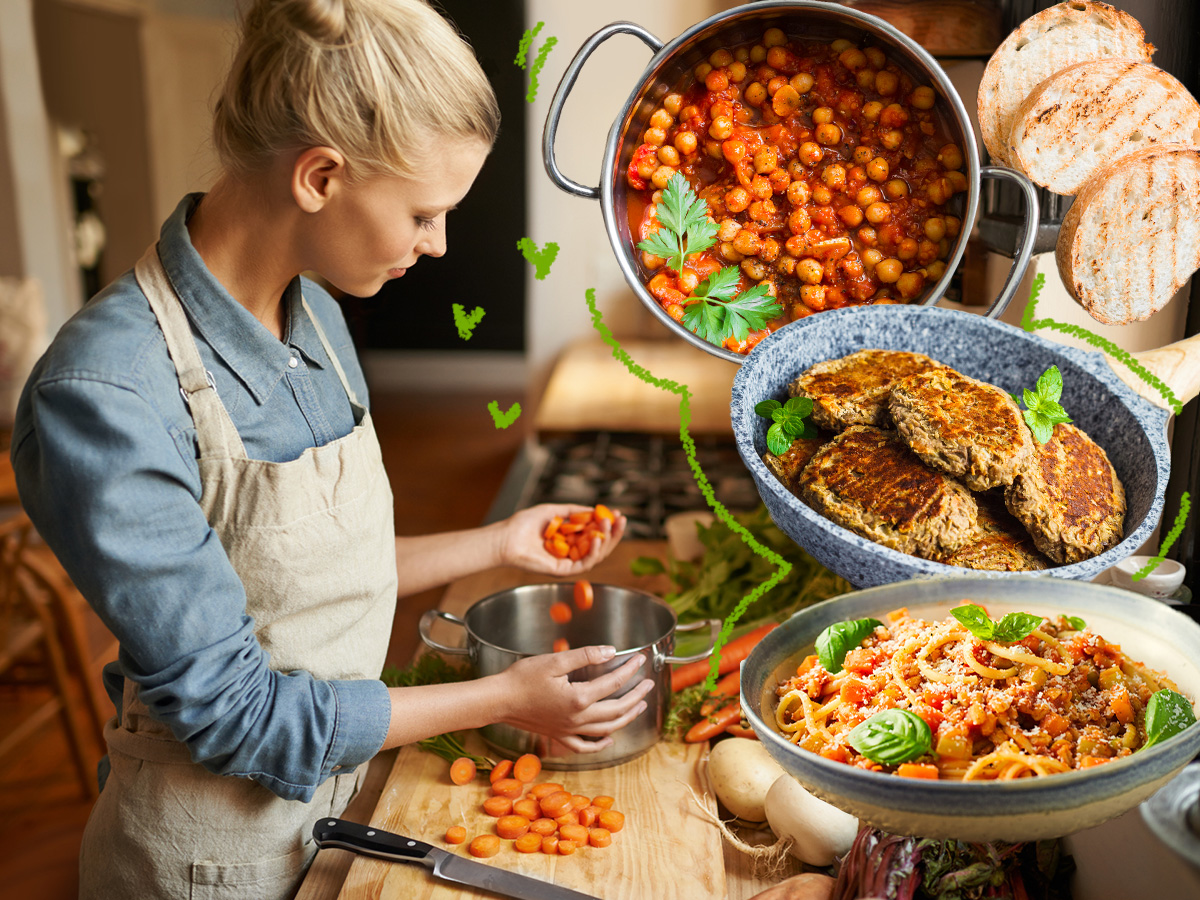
[683,267,782,347]
[755,396,817,455]
[1012,365,1072,444]
[636,172,719,273]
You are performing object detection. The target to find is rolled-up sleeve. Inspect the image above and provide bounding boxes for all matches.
[13,373,389,801]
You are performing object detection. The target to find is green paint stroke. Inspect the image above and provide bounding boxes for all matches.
[1132,492,1191,581]
[1020,273,1183,415]
[584,288,791,690]
[517,238,559,280]
[452,303,486,340]
[515,22,557,103]
[488,400,522,429]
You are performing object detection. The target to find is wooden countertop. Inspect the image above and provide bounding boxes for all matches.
[297,540,801,900]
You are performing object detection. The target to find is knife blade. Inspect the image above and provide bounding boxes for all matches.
[312,817,605,900]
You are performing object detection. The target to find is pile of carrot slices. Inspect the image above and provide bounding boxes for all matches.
[542,506,614,561]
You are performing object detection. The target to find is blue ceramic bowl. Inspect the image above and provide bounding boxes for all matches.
[729,305,1170,588]
[740,577,1200,842]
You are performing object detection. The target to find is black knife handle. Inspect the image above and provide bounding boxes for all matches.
[312,817,435,864]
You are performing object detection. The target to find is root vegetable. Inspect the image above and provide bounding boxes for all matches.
[706,737,787,823]
[762,774,858,866]
[746,872,836,900]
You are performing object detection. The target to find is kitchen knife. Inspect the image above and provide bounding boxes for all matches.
[312,817,605,900]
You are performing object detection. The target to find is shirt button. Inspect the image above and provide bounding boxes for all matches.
[287,356,299,369]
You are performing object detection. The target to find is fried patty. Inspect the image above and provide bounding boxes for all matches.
[789,349,942,431]
[762,435,829,494]
[938,491,1052,571]
[1005,423,1125,564]
[889,367,1034,491]
[797,425,978,558]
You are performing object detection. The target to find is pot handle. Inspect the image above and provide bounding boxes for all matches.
[665,617,722,665]
[978,166,1040,320]
[418,609,470,656]
[543,22,664,200]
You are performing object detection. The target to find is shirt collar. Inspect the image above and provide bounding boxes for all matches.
[156,194,327,406]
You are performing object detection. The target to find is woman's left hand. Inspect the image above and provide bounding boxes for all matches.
[498,503,627,576]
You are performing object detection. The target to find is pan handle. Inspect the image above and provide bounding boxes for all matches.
[543,22,664,199]
[665,617,722,665]
[978,166,1040,319]
[418,609,470,656]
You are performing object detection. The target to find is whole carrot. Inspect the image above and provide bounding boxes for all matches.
[699,670,741,716]
[671,623,778,692]
[685,700,743,743]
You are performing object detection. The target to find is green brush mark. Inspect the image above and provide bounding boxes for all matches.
[452,303,486,340]
[515,23,557,103]
[584,288,791,690]
[488,401,522,430]
[516,238,559,280]
[1132,492,1191,581]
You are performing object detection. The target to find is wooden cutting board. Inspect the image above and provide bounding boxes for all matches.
[328,541,798,900]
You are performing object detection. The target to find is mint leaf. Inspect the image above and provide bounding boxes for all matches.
[816,618,883,673]
[766,422,792,456]
[1016,365,1073,444]
[1143,689,1197,750]
[848,709,932,765]
[1037,365,1064,401]
[755,399,782,418]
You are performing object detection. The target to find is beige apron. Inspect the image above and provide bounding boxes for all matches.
[79,245,398,899]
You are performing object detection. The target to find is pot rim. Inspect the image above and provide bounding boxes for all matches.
[597,0,982,364]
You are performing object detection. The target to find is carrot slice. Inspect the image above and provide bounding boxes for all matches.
[482,795,512,817]
[444,825,466,844]
[896,763,940,780]
[449,757,476,785]
[513,753,542,783]
[468,834,501,858]
[588,827,612,848]
[549,602,573,624]
[591,795,615,810]
[574,580,595,611]
[514,832,543,853]
[568,511,593,525]
[530,782,564,800]
[489,759,513,784]
[557,839,577,855]
[513,798,541,820]
[495,815,531,840]
[491,778,524,799]
[559,824,588,845]
[529,817,557,836]
[593,504,614,521]
[552,638,570,653]
[597,810,625,833]
[579,806,600,828]
[555,811,580,828]
[541,835,559,855]
[539,790,572,817]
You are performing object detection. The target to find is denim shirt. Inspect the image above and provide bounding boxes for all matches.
[11,194,391,801]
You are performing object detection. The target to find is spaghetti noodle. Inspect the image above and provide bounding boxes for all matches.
[774,605,1182,780]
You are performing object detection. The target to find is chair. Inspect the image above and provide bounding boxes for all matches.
[0,510,99,799]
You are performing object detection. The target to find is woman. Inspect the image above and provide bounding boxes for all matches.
[11,1,653,896]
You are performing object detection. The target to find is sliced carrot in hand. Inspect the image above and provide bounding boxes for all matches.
[574,580,594,611]
[593,504,614,521]
[549,602,573,624]
[513,753,542,783]
[449,757,476,785]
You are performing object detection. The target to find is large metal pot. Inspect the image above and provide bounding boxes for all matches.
[418,583,719,770]
[543,0,1039,363]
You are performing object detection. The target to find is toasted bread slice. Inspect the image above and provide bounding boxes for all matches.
[978,1,1153,166]
[1009,60,1200,195]
[1056,143,1200,324]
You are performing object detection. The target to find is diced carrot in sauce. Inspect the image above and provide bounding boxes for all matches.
[896,763,939,780]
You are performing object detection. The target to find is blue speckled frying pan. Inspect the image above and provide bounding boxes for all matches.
[730,304,1173,588]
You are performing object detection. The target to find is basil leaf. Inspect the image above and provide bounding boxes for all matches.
[816,618,883,673]
[755,399,781,418]
[950,604,995,640]
[766,422,792,456]
[1065,616,1086,631]
[990,612,1043,644]
[1144,689,1198,750]
[848,709,933,765]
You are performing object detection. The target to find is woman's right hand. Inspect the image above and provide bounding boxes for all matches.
[493,646,656,755]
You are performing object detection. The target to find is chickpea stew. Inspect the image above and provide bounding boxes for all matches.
[627,27,966,355]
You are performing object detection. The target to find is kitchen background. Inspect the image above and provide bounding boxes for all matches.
[0,0,1198,897]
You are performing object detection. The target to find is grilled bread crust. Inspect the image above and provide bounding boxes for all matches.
[788,349,941,431]
[889,367,1034,492]
[1009,59,1200,196]
[1055,143,1200,324]
[977,1,1153,166]
[797,425,978,559]
[937,491,1052,572]
[1005,423,1125,565]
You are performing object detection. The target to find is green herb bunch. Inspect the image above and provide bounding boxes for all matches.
[755,396,818,455]
[1012,365,1072,444]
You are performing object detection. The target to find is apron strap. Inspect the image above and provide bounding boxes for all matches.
[134,244,248,460]
[301,297,362,409]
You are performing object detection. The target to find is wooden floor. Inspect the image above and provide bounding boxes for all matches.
[0,388,526,898]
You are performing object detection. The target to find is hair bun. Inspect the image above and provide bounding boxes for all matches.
[275,0,347,44]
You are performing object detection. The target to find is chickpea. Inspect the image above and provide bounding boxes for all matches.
[787,158,806,178]
[862,100,884,121]
[711,100,733,120]
[841,256,865,279]
[719,241,744,263]
[787,207,811,234]
[822,164,847,190]
[763,27,787,48]
[748,198,776,222]
[830,38,855,53]
[897,237,918,260]
[791,72,814,94]
[761,237,781,262]
[798,141,823,166]
[796,258,824,284]
[812,183,833,205]
[800,284,826,310]
[786,180,811,208]
[709,116,734,140]
[644,127,667,147]
[838,204,864,227]
[856,68,876,90]
[938,143,964,171]
[767,75,788,97]
[658,145,680,166]
[650,191,662,204]
[772,85,802,116]
[918,239,939,264]
[865,201,892,224]
[911,86,936,109]
[741,257,768,281]
[705,139,723,160]
[769,168,791,194]
[856,185,882,207]
[864,46,886,69]
[784,235,807,257]
[925,259,947,281]
[866,156,890,182]
[947,170,968,193]
[812,106,834,125]
[816,123,843,145]
[777,256,797,277]
[924,217,946,242]
[709,49,734,68]
[641,251,665,270]
[751,175,773,200]
[766,46,789,69]
[862,247,883,267]
[858,226,878,247]
[881,128,904,150]
[944,215,962,237]
[750,44,767,63]
[754,145,780,174]
[635,156,656,180]
[897,271,924,299]
[677,270,700,294]
[846,165,867,190]
[728,61,748,84]
[927,178,949,204]
[651,165,677,190]
[706,69,729,93]
[674,131,698,155]
[851,145,872,166]
[744,82,768,107]
[725,187,751,213]
[650,110,674,133]
[884,178,909,199]
[733,229,762,257]
[663,93,684,115]
[718,219,742,242]
[695,61,713,80]
[680,104,699,120]
[722,139,747,164]
[839,47,867,71]
[875,258,903,283]
[735,46,750,63]
[874,70,899,96]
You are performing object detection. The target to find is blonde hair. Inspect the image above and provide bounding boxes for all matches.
[213,0,499,180]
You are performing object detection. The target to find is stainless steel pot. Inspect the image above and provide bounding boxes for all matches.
[418,583,720,770]
[543,0,1039,363]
